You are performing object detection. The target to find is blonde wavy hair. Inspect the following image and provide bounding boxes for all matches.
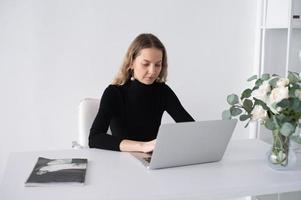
[112,33,168,85]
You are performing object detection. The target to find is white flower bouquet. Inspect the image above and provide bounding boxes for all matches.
[223,71,301,168]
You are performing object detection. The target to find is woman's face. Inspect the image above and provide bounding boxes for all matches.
[131,48,163,85]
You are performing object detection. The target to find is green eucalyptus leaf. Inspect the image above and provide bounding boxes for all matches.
[291,98,301,111]
[227,94,239,105]
[275,114,286,124]
[222,110,232,120]
[280,122,295,136]
[241,89,252,100]
[239,114,250,121]
[253,98,269,111]
[291,83,301,89]
[261,73,270,80]
[277,99,289,108]
[269,77,280,88]
[247,75,257,82]
[288,71,299,84]
[289,71,300,78]
[252,86,259,91]
[243,99,253,113]
[289,88,297,97]
[295,90,301,101]
[230,107,242,116]
[264,118,276,130]
[255,79,263,87]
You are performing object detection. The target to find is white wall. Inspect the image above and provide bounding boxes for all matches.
[0,0,258,181]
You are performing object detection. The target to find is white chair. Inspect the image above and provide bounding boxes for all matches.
[72,98,100,149]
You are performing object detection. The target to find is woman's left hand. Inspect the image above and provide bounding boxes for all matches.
[140,139,156,153]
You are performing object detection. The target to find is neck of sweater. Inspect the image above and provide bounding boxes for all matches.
[127,79,155,93]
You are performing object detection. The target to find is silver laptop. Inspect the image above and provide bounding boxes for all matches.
[131,119,237,170]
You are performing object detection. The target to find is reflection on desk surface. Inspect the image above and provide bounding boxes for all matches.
[224,190,301,200]
[252,190,301,200]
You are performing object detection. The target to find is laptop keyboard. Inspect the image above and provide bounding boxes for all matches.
[143,157,151,163]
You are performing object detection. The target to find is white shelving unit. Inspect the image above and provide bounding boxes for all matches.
[254,2,301,199]
[257,0,301,143]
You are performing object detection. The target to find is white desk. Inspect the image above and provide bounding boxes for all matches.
[1,139,301,200]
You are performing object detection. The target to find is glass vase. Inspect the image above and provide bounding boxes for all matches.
[266,129,297,170]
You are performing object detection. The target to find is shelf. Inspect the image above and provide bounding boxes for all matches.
[257,0,301,143]
[260,26,288,29]
[260,26,301,30]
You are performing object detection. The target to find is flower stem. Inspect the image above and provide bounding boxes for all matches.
[271,129,289,166]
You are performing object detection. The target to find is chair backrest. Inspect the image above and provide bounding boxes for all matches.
[78,98,100,148]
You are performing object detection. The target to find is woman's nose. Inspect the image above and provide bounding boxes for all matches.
[148,65,156,74]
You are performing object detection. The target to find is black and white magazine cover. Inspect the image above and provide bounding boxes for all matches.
[25,157,88,187]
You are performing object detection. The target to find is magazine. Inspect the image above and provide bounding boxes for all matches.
[25,157,88,187]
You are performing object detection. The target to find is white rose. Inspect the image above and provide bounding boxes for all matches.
[251,105,268,121]
[296,89,301,101]
[276,78,289,87]
[269,87,289,104]
[252,81,271,102]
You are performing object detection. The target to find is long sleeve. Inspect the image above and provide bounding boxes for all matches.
[89,80,194,152]
[89,86,124,151]
[163,85,195,122]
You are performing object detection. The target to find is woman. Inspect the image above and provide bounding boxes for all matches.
[89,33,194,153]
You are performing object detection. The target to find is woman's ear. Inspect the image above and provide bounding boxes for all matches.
[127,66,133,71]
[128,62,133,70]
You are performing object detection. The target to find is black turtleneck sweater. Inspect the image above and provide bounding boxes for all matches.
[89,79,194,151]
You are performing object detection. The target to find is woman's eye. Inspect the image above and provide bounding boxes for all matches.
[142,63,149,66]
[155,64,162,67]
